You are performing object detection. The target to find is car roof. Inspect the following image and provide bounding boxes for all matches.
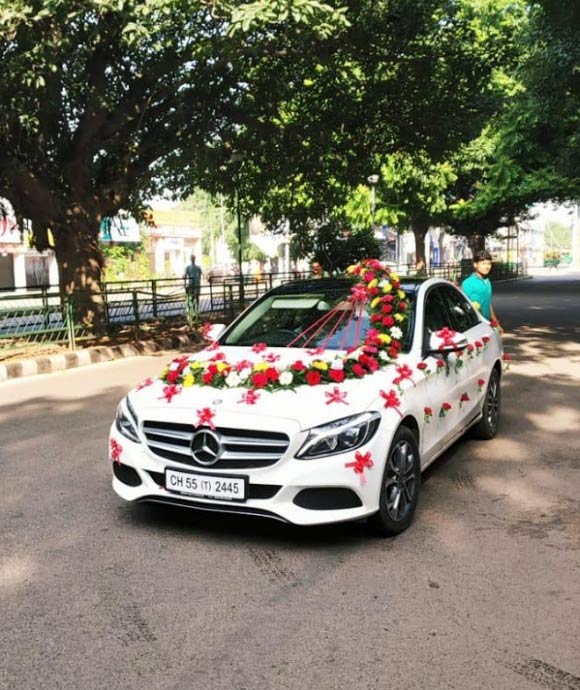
[270,277,423,296]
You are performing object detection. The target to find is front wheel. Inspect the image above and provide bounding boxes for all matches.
[367,426,421,537]
[472,368,501,440]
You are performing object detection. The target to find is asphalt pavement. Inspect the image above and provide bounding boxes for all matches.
[1,272,579,690]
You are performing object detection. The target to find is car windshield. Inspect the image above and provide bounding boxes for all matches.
[222,283,416,351]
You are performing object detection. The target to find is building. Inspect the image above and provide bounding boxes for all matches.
[147,209,202,277]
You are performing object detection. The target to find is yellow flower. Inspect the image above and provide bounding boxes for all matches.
[367,278,378,289]
[346,264,356,274]
[189,361,202,370]
[383,283,393,293]
[183,373,194,387]
[390,272,400,282]
[397,290,406,299]
[394,313,405,322]
[254,362,269,372]
[312,360,329,371]
[378,333,392,344]
[370,296,381,309]
[215,361,229,374]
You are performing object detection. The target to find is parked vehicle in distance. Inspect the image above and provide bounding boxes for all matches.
[110,275,503,536]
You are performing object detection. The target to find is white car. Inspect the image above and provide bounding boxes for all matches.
[110,269,503,536]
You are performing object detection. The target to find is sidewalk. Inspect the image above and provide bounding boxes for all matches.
[0,331,204,383]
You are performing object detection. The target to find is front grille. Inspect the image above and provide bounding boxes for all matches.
[142,420,290,469]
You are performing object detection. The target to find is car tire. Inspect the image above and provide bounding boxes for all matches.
[367,426,421,537]
[472,368,501,440]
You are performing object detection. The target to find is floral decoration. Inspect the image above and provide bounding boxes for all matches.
[477,378,486,392]
[459,392,470,407]
[439,402,453,418]
[158,259,409,395]
[424,406,433,423]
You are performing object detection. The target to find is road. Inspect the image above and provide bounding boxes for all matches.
[1,273,579,690]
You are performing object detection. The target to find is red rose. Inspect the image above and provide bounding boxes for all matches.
[478,378,486,386]
[291,360,306,371]
[166,369,179,384]
[252,372,269,387]
[202,371,214,385]
[424,406,433,416]
[329,369,345,383]
[398,301,407,310]
[417,362,428,370]
[436,359,445,368]
[351,364,365,377]
[370,314,383,323]
[266,367,279,382]
[442,402,452,410]
[381,304,393,314]
[305,370,321,386]
[382,316,395,327]
[475,340,483,348]
[482,336,490,343]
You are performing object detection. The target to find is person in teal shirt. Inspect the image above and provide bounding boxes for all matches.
[461,250,502,331]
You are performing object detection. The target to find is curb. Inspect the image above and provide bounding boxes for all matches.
[0,333,204,383]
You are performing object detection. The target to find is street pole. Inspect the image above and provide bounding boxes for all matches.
[573,203,580,267]
[236,184,244,308]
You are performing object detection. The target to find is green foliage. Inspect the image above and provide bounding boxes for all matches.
[101,240,152,282]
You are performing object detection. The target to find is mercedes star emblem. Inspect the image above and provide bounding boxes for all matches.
[191,429,222,466]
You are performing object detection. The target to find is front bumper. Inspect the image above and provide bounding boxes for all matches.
[109,423,390,527]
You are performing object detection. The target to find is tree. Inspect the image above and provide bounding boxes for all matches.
[220,0,529,263]
[0,0,347,325]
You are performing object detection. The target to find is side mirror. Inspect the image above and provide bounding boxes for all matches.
[204,323,226,342]
[426,332,468,356]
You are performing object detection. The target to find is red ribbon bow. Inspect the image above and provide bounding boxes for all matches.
[325,386,349,405]
[110,438,123,465]
[380,389,403,417]
[196,407,216,429]
[160,384,181,402]
[136,377,154,391]
[239,390,260,405]
[345,451,374,483]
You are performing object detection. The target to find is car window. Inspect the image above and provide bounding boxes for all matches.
[222,285,416,351]
[438,285,480,333]
[423,288,449,334]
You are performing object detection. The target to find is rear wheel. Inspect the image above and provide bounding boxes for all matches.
[472,368,501,440]
[367,426,421,537]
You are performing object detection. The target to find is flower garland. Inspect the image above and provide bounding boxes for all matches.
[158,259,410,393]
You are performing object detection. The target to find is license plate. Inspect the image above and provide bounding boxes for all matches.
[165,468,247,502]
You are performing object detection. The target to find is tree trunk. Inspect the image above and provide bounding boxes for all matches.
[53,221,106,332]
[410,218,429,267]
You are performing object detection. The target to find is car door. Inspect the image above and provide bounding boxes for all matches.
[418,286,469,463]
[437,284,486,429]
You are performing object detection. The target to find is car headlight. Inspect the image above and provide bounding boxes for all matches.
[115,395,141,443]
[296,411,381,459]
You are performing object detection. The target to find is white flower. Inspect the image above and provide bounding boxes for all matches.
[379,350,390,362]
[330,358,344,370]
[225,371,241,388]
[390,326,403,339]
[279,371,294,386]
[238,367,252,382]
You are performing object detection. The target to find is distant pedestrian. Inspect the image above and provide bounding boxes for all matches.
[461,250,502,332]
[184,254,202,310]
[311,261,325,279]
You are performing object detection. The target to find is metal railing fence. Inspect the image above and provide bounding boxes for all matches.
[0,263,523,355]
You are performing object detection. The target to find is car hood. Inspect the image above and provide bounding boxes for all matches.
[129,346,399,431]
